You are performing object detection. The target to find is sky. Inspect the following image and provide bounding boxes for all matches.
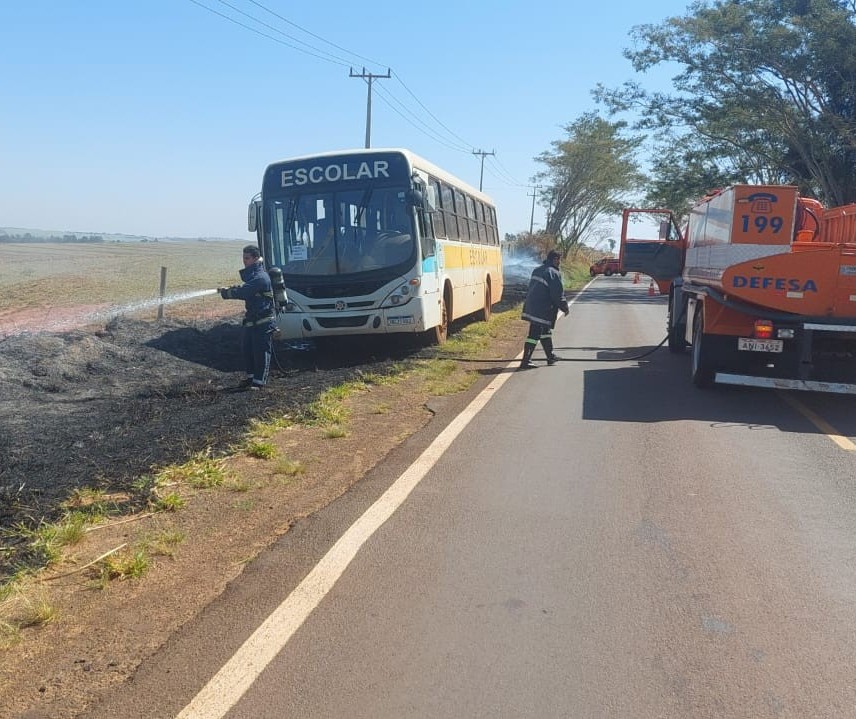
[0,0,691,242]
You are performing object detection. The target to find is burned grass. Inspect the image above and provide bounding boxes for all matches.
[0,315,431,580]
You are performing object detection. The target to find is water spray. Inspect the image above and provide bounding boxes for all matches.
[0,289,223,337]
[92,289,221,323]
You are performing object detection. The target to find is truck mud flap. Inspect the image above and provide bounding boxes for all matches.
[714,373,856,394]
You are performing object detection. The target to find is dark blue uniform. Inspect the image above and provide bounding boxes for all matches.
[519,253,569,369]
[221,260,276,388]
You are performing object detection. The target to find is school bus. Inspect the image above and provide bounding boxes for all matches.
[248,148,503,343]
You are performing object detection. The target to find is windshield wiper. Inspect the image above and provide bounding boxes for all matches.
[354,187,373,234]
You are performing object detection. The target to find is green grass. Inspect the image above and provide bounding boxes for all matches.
[14,512,92,568]
[417,359,477,396]
[247,413,294,438]
[100,548,150,582]
[152,492,186,512]
[155,450,228,490]
[245,440,277,460]
[0,587,58,648]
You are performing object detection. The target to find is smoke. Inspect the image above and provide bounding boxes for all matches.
[503,248,539,286]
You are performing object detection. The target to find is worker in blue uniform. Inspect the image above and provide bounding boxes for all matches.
[519,250,569,370]
[218,245,276,390]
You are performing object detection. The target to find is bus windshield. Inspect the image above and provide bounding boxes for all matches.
[265,185,416,276]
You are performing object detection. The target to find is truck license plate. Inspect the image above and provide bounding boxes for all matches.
[738,338,783,353]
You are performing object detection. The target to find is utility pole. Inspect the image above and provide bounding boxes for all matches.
[528,185,540,235]
[472,149,495,191]
[349,67,391,148]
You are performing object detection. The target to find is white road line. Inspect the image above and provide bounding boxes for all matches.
[176,356,520,718]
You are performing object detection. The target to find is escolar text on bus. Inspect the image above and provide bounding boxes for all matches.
[281,161,391,187]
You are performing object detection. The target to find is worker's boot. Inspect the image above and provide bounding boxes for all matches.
[518,343,537,370]
[542,337,561,365]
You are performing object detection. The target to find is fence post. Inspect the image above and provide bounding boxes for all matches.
[157,266,167,320]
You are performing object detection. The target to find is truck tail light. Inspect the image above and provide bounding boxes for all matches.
[754,319,774,339]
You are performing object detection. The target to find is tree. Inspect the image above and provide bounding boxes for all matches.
[596,0,856,209]
[534,113,644,257]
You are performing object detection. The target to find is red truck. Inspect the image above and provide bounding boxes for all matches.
[589,257,626,277]
[620,185,856,393]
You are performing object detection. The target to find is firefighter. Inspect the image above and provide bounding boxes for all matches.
[218,245,276,390]
[519,249,569,370]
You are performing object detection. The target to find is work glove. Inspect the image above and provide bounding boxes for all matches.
[559,298,570,316]
[218,287,231,299]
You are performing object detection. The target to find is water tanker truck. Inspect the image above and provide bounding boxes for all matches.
[620,185,856,393]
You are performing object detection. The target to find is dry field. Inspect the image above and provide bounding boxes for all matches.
[0,240,248,335]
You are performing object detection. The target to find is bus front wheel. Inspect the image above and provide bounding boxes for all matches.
[425,294,448,345]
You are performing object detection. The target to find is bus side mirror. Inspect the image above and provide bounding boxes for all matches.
[406,188,423,207]
[406,186,437,212]
[248,199,261,233]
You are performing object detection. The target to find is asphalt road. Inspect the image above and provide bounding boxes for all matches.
[85,276,856,719]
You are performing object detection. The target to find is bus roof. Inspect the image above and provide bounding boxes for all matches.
[262,148,495,206]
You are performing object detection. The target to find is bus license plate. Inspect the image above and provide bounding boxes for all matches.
[738,338,783,353]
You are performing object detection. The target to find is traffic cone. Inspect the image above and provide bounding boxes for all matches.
[633,272,640,284]
[648,280,657,296]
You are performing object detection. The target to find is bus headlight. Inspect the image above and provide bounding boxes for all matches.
[381,283,414,307]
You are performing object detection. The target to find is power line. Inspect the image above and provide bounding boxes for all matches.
[187,0,350,66]
[214,0,355,66]
[490,154,529,186]
[243,0,385,70]
[187,0,481,157]
[372,84,471,152]
[391,71,474,150]
[485,156,527,187]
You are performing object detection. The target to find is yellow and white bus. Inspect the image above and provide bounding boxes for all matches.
[248,148,503,343]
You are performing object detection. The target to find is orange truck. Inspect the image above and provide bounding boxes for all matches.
[619,185,856,392]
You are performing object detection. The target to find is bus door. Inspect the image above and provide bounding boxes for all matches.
[415,176,442,326]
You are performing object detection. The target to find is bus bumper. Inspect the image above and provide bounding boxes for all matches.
[275,309,427,338]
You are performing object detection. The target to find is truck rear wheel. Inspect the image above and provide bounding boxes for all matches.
[667,291,688,354]
[604,269,613,277]
[691,310,715,388]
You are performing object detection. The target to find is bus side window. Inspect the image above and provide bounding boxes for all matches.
[441,183,457,240]
[466,195,478,243]
[417,180,436,259]
[419,214,435,258]
[454,189,470,241]
[476,202,486,244]
[431,179,446,237]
